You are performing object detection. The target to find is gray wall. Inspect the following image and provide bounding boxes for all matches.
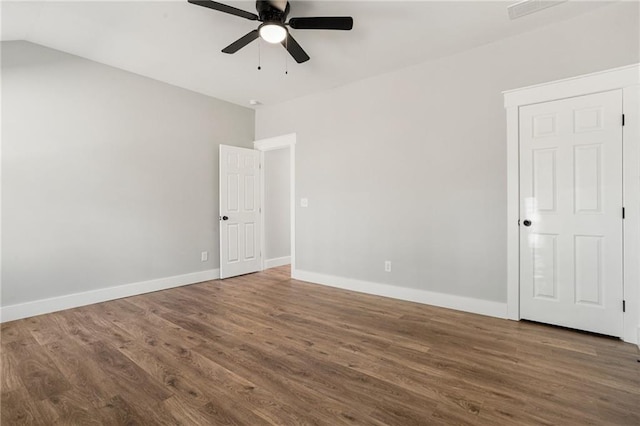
[256,2,640,303]
[264,148,290,262]
[1,41,254,306]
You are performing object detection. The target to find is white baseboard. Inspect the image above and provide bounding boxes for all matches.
[265,256,291,270]
[0,269,220,323]
[292,269,508,319]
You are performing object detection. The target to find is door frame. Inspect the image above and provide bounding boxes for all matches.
[254,133,296,273]
[504,64,640,344]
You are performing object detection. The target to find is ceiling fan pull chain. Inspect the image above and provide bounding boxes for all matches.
[257,38,262,70]
[285,37,289,75]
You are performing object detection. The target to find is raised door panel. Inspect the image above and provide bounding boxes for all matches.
[574,235,603,306]
[531,233,558,300]
[574,144,602,214]
[532,149,558,213]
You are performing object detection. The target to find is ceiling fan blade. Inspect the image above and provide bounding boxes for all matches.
[188,0,259,21]
[281,33,310,63]
[269,0,288,12]
[288,17,353,30]
[222,30,260,54]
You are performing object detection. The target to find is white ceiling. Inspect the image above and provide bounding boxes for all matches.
[1,0,612,107]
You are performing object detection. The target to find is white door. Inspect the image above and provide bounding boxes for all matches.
[519,90,624,337]
[219,145,261,279]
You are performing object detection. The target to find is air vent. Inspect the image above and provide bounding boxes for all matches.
[508,0,567,20]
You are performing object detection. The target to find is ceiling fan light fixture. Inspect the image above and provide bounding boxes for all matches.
[259,23,286,43]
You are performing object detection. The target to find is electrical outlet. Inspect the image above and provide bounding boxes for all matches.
[300,198,309,208]
[201,251,208,262]
[384,261,391,272]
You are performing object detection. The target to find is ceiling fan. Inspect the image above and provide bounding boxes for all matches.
[188,0,354,63]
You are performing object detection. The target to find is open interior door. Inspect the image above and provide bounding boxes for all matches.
[219,145,261,279]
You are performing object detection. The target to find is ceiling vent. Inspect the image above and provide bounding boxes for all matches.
[508,0,567,20]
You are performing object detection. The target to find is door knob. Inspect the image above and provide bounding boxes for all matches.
[523,219,532,227]
[221,216,229,221]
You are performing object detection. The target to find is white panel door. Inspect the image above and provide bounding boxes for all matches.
[519,90,623,337]
[219,145,261,279]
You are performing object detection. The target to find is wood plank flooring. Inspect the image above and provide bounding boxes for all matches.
[2,266,639,425]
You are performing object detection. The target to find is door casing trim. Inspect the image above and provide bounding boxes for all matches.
[254,133,296,273]
[504,64,640,344]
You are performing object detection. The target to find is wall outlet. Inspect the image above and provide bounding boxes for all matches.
[201,251,208,262]
[384,261,391,272]
[300,198,309,208]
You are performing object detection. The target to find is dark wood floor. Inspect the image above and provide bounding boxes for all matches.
[1,266,639,425]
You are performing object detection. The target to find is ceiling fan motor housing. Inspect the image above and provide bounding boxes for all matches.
[256,0,289,23]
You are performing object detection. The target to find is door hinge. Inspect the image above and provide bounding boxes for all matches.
[623,300,626,312]
[622,114,625,126]
[622,207,626,219]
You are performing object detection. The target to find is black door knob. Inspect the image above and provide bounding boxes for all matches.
[523,219,532,227]
[221,216,229,221]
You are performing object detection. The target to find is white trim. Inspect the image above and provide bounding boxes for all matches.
[293,270,508,319]
[505,64,640,344]
[0,102,3,311]
[506,106,520,321]
[0,269,219,323]
[623,85,640,346]
[259,149,266,270]
[254,133,297,152]
[254,133,296,274]
[265,256,291,269]
[503,64,640,107]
